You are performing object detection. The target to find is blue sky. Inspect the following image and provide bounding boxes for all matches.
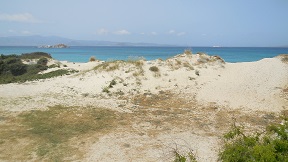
[0,0,287,46]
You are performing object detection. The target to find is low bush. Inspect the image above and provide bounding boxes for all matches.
[174,150,197,162]
[219,116,288,161]
[0,54,78,84]
[21,52,52,59]
[89,56,96,62]
[37,57,48,66]
[9,62,28,76]
[149,66,159,72]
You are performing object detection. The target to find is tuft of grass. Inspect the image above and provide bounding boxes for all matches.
[174,150,197,162]
[108,79,117,88]
[278,54,288,63]
[89,56,96,62]
[195,70,200,76]
[94,61,121,72]
[184,49,192,55]
[149,66,159,72]
[183,62,194,70]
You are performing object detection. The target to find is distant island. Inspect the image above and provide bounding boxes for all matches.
[38,43,69,48]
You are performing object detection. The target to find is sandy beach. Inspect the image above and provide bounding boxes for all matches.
[0,52,287,161]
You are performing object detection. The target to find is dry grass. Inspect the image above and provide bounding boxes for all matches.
[130,91,282,137]
[278,54,288,63]
[0,106,121,161]
[149,66,159,72]
[89,56,96,62]
[94,60,144,77]
[94,60,122,72]
[0,91,284,161]
[184,49,192,55]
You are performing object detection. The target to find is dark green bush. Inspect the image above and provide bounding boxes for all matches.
[0,54,78,84]
[9,62,28,76]
[21,52,52,59]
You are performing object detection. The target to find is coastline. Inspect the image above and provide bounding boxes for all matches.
[0,52,287,161]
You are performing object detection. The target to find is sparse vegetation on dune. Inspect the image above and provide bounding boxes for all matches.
[184,49,192,55]
[278,54,288,63]
[0,50,286,161]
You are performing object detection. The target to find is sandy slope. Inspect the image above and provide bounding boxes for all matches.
[196,58,288,112]
[0,53,287,161]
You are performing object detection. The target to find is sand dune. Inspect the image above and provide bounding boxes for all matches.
[0,53,287,161]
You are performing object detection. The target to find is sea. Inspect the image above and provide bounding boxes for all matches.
[0,46,288,63]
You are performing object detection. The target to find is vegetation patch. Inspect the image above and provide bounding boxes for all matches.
[149,66,159,72]
[184,49,192,55]
[94,60,122,72]
[0,106,119,161]
[20,52,52,59]
[0,53,77,84]
[89,56,96,62]
[219,115,288,162]
[174,150,197,162]
[278,54,288,63]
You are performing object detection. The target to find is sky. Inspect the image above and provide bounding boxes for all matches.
[0,0,287,47]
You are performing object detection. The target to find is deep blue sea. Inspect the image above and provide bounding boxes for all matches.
[0,46,288,63]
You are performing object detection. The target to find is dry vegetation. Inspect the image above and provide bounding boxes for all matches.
[278,54,288,63]
[0,90,283,161]
[0,106,122,161]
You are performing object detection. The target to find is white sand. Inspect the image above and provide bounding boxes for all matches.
[0,53,287,161]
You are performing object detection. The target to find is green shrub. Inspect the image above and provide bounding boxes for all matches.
[219,117,288,162]
[21,52,52,59]
[0,54,79,84]
[37,57,48,66]
[9,62,28,76]
[4,57,21,64]
[174,150,197,162]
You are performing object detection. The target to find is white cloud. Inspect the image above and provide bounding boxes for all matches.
[151,32,157,35]
[8,29,16,33]
[114,29,131,35]
[168,30,175,34]
[96,28,109,35]
[0,13,40,23]
[177,32,186,36]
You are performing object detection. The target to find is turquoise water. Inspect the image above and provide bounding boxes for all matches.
[1,46,287,63]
